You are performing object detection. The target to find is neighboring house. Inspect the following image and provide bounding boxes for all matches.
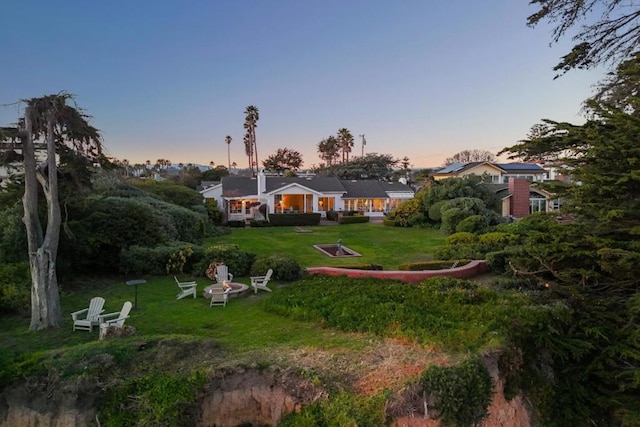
[200,170,414,222]
[485,179,559,219]
[433,162,547,183]
[432,162,560,218]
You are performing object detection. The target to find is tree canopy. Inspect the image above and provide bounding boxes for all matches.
[443,149,495,166]
[262,147,304,173]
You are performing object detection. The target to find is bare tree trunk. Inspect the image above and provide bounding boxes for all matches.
[23,107,63,330]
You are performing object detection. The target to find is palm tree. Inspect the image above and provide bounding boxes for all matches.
[225,135,232,171]
[317,135,340,166]
[244,105,259,176]
[337,128,354,163]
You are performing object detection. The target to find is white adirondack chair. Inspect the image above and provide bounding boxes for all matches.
[214,264,233,284]
[174,276,197,299]
[71,297,106,332]
[209,284,230,307]
[251,269,273,293]
[99,301,133,339]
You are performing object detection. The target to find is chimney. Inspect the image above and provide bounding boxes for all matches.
[509,178,530,218]
[257,169,266,194]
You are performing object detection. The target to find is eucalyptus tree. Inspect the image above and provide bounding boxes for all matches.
[225,135,232,171]
[0,93,103,330]
[317,135,340,166]
[336,128,354,163]
[244,105,259,176]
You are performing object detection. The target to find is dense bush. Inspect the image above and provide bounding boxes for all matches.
[129,180,204,209]
[0,204,28,264]
[339,215,370,224]
[196,244,256,277]
[226,220,246,228]
[268,213,321,226]
[420,357,493,427]
[445,232,477,246]
[119,244,205,276]
[456,214,490,233]
[326,210,339,221]
[250,255,302,281]
[0,262,30,315]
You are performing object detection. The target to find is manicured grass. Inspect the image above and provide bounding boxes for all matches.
[208,222,446,269]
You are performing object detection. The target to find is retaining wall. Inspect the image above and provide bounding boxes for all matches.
[306,260,489,283]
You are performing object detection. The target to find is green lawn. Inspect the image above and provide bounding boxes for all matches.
[208,222,446,269]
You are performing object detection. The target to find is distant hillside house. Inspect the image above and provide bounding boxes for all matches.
[200,170,414,222]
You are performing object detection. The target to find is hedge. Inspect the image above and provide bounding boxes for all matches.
[339,215,370,224]
[268,213,321,226]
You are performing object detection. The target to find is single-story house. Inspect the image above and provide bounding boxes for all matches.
[200,170,415,222]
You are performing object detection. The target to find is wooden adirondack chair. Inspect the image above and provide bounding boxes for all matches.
[251,269,273,293]
[174,276,197,299]
[99,301,133,339]
[71,297,106,332]
[209,284,230,307]
[214,264,233,284]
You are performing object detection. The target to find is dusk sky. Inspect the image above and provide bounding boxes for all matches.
[1,1,604,169]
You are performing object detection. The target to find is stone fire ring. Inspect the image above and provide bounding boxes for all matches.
[202,282,249,299]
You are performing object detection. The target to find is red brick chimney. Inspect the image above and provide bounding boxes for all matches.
[509,178,530,218]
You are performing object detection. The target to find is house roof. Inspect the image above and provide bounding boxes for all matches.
[217,176,413,199]
[434,162,546,176]
[221,176,259,197]
[496,163,546,173]
[265,176,345,193]
[340,180,390,198]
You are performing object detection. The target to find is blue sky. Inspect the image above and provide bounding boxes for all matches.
[1,1,603,168]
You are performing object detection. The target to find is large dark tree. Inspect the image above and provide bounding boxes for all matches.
[336,128,354,163]
[262,148,303,174]
[528,1,640,82]
[1,93,103,330]
[317,135,340,166]
[498,97,640,424]
[316,152,398,180]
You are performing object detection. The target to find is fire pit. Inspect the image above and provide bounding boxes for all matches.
[313,244,361,257]
[202,282,249,299]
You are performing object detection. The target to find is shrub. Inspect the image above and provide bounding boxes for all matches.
[382,218,396,227]
[334,264,383,270]
[445,232,477,246]
[200,244,256,277]
[339,215,370,224]
[251,255,301,281]
[420,357,493,427]
[129,180,204,209]
[119,244,204,276]
[456,214,490,234]
[478,232,519,251]
[226,220,245,228]
[0,262,30,315]
[326,210,339,221]
[428,200,448,222]
[268,213,321,226]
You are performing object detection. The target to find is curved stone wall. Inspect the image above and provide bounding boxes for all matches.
[306,260,489,283]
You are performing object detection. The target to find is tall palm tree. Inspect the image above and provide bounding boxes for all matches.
[225,135,232,171]
[244,105,259,176]
[337,128,354,163]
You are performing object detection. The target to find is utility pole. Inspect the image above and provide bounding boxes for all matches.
[359,134,366,156]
